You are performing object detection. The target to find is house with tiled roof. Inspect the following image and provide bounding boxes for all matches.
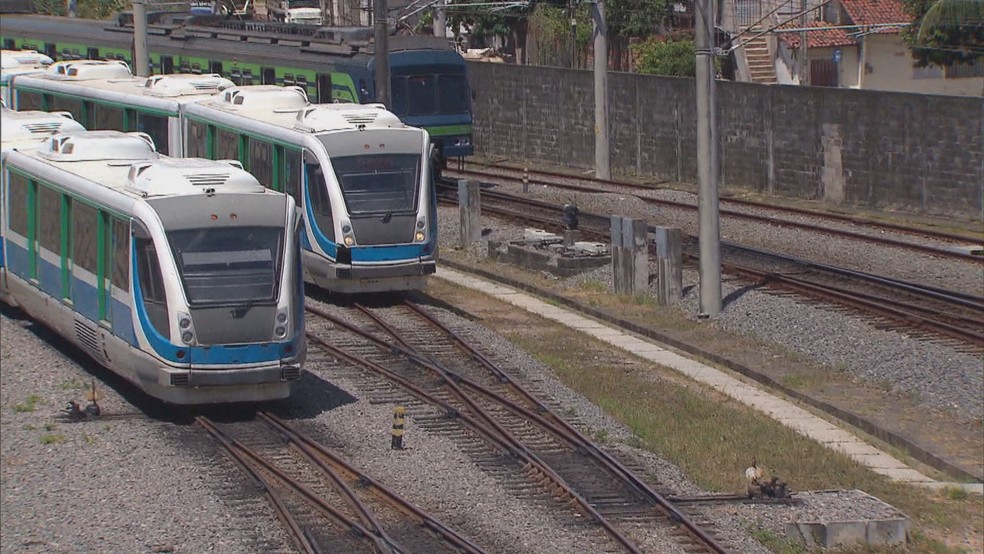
[728,0,982,96]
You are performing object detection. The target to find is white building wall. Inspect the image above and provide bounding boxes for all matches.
[860,35,983,97]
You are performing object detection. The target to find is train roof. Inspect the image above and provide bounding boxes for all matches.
[195,85,408,133]
[10,72,234,112]
[1,49,52,69]
[11,131,267,201]
[1,108,86,147]
[1,14,466,71]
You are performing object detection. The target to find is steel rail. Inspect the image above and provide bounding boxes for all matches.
[259,412,490,554]
[305,306,647,554]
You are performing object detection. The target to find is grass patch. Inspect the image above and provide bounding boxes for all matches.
[60,378,87,390]
[40,433,66,444]
[748,527,804,554]
[507,324,983,553]
[13,394,41,413]
[578,279,608,293]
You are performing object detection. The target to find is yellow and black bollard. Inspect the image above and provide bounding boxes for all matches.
[391,405,406,450]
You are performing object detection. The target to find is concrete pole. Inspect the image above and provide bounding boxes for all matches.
[695,0,721,317]
[435,0,446,38]
[67,0,77,17]
[132,0,150,77]
[799,0,809,85]
[591,0,610,180]
[373,0,390,108]
[569,0,577,68]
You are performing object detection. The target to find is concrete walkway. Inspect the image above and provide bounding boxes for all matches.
[435,267,984,495]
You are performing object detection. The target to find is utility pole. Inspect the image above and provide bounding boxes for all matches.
[799,0,809,85]
[695,0,721,317]
[373,0,390,108]
[591,0,610,180]
[66,0,77,17]
[569,0,576,68]
[132,0,150,77]
[434,0,446,38]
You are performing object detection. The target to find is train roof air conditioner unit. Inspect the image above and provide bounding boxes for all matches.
[39,131,157,162]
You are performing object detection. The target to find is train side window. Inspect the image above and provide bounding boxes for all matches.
[306,163,335,241]
[111,217,129,292]
[242,69,253,85]
[49,94,84,121]
[284,148,302,205]
[249,139,273,187]
[187,120,209,158]
[7,171,30,236]
[87,47,100,59]
[134,225,169,338]
[38,186,61,255]
[180,60,191,73]
[191,63,202,75]
[92,103,124,131]
[161,56,174,74]
[283,73,295,86]
[209,61,223,76]
[136,113,169,156]
[15,89,45,111]
[215,127,239,161]
[72,201,98,274]
[389,76,407,115]
[261,67,275,85]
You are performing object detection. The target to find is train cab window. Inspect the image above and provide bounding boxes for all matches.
[406,76,438,116]
[389,76,408,115]
[284,148,302,206]
[110,218,129,292]
[438,74,470,115]
[38,186,62,254]
[92,103,124,132]
[7,172,30,236]
[134,225,170,339]
[136,113,169,156]
[215,127,240,161]
[331,153,420,215]
[249,139,273,187]
[306,162,335,240]
[72,202,98,274]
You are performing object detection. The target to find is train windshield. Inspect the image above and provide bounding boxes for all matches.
[331,153,420,215]
[391,73,470,116]
[167,227,284,305]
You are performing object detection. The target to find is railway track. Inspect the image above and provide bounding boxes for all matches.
[437,181,984,351]
[199,412,482,554]
[446,163,984,259]
[303,299,735,553]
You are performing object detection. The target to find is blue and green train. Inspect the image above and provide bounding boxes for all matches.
[0,13,474,164]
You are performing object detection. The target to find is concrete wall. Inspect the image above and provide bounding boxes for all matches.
[468,61,984,220]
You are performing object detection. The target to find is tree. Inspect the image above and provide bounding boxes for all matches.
[630,36,696,76]
[901,0,984,66]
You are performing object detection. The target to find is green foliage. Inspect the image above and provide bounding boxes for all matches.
[631,36,696,77]
[901,0,984,67]
[606,0,670,39]
[32,0,125,18]
[13,394,41,413]
[40,433,66,444]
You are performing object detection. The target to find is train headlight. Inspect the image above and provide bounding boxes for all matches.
[276,312,288,324]
[416,218,426,229]
[181,331,194,344]
[179,317,192,330]
[273,308,290,339]
[343,235,354,246]
[178,312,196,344]
[415,231,425,242]
[275,326,287,338]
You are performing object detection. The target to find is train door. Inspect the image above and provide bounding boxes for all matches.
[86,47,99,60]
[261,67,276,85]
[161,56,174,74]
[209,61,223,77]
[43,42,57,61]
[316,73,333,103]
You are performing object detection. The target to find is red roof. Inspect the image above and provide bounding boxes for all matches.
[780,21,856,48]
[840,0,911,26]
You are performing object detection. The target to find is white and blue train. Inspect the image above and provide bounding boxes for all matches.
[8,73,438,294]
[1,130,305,404]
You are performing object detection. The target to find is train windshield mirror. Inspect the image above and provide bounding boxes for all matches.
[438,74,470,115]
[332,154,420,215]
[167,227,284,305]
